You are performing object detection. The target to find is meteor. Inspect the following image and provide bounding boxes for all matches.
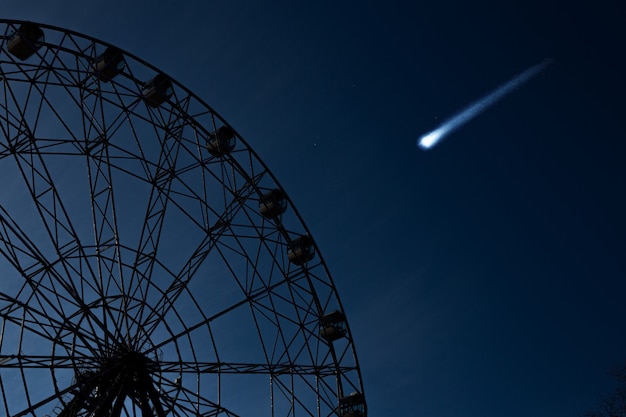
[418,59,551,150]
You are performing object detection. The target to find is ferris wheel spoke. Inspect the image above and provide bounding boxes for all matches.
[7,150,99,284]
[81,90,125,296]
[198,220,323,362]
[136,167,266,342]
[11,368,92,417]
[0,208,82,311]
[158,382,241,417]
[117,110,204,346]
[0,353,98,370]
[0,66,106,295]
[270,373,335,417]
[0,206,120,347]
[80,95,139,346]
[2,129,125,345]
[136,238,214,341]
[272,376,321,417]
[144,272,304,357]
[158,360,356,376]
[84,149,125,296]
[248,288,322,367]
[0,291,104,354]
[220,233,320,363]
[8,58,82,149]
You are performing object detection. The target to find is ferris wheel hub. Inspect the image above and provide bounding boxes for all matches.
[67,348,165,416]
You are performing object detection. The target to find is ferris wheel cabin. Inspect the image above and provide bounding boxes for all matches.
[207,126,236,156]
[259,189,288,219]
[287,235,315,265]
[93,46,125,82]
[142,73,173,107]
[319,310,347,342]
[7,22,44,60]
[339,392,366,417]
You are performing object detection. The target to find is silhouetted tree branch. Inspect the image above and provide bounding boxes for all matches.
[586,366,626,417]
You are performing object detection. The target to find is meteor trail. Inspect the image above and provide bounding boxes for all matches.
[418,59,551,150]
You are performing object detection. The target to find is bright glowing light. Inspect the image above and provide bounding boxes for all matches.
[418,59,551,150]
[418,130,444,150]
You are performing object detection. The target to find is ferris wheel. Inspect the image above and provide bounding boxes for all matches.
[0,20,366,417]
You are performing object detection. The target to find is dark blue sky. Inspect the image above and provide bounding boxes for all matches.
[6,1,626,416]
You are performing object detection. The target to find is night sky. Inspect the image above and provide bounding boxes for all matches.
[4,1,626,416]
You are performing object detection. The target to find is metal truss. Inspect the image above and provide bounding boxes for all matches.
[0,20,365,417]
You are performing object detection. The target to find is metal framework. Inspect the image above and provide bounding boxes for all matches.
[0,20,366,417]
